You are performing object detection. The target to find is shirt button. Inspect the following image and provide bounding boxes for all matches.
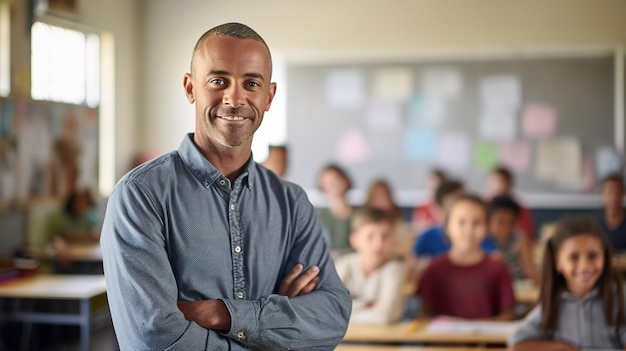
[237,331,245,339]
[234,246,241,253]
[237,292,244,299]
[219,179,226,186]
[204,182,209,188]
[230,204,235,211]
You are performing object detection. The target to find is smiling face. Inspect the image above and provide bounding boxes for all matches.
[446,200,488,253]
[489,209,517,241]
[183,35,276,151]
[556,234,605,298]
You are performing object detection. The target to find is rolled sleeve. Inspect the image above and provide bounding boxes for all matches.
[219,190,351,350]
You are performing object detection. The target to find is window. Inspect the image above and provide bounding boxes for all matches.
[0,2,10,97]
[31,21,99,107]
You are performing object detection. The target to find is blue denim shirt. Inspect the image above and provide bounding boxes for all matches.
[101,134,351,350]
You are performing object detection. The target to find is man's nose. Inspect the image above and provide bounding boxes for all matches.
[222,84,245,107]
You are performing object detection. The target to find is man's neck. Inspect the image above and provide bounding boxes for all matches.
[193,134,251,182]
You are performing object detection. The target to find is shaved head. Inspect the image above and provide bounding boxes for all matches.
[190,22,272,77]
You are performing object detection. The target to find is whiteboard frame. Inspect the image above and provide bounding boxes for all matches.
[283,45,626,209]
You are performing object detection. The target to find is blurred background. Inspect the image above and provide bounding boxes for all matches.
[0,0,626,350]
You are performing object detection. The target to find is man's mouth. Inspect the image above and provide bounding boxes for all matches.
[219,115,246,121]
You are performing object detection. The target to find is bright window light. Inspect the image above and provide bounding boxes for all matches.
[31,21,99,106]
[0,2,10,97]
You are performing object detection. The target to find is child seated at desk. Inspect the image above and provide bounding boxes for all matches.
[488,195,538,282]
[335,207,405,324]
[407,181,497,285]
[597,173,626,252]
[417,194,516,320]
[509,217,626,351]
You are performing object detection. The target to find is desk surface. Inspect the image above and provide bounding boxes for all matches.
[343,320,514,344]
[0,274,106,300]
[336,346,506,351]
[513,279,539,304]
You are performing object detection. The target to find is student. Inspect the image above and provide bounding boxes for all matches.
[411,180,497,259]
[411,169,446,234]
[335,207,405,324]
[363,179,412,258]
[488,195,538,282]
[509,217,626,350]
[418,194,516,320]
[597,173,626,252]
[316,164,354,253]
[486,166,535,241]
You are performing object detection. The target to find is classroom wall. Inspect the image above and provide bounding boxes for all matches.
[138,0,626,159]
[79,0,141,181]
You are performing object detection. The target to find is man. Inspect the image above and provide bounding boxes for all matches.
[101,23,351,350]
[486,166,535,242]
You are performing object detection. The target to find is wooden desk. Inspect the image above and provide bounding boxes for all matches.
[513,279,539,304]
[343,320,514,345]
[0,274,108,351]
[336,346,506,351]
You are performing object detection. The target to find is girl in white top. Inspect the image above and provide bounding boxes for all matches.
[509,216,626,350]
[335,207,405,325]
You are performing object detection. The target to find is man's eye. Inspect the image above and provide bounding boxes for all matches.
[247,81,260,88]
[210,78,225,85]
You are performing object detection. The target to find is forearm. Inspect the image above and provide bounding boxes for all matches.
[221,286,351,350]
[510,340,579,351]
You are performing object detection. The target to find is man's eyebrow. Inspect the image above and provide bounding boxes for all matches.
[244,72,266,81]
[207,71,266,82]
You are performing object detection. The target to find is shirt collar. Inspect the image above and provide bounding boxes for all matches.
[178,133,255,190]
[561,287,599,301]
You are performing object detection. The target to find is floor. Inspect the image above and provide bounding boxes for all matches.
[0,323,118,351]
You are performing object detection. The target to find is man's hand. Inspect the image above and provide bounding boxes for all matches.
[177,299,231,332]
[277,264,320,297]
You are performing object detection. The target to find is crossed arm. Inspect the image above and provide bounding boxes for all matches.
[177,264,321,331]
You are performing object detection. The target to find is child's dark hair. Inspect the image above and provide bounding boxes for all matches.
[351,206,395,232]
[434,180,464,207]
[602,173,624,189]
[317,163,353,191]
[492,166,514,186]
[539,216,625,331]
[443,194,488,230]
[488,195,520,218]
[64,188,95,217]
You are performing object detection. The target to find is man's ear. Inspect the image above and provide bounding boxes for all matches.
[183,73,195,103]
[264,82,277,112]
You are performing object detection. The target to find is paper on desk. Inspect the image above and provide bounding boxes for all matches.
[325,69,366,110]
[426,318,518,334]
